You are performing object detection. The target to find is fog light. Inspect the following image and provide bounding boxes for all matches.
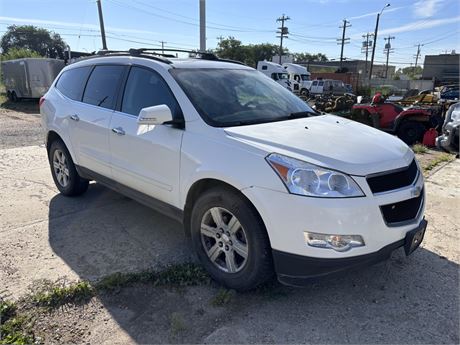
[304,232,365,252]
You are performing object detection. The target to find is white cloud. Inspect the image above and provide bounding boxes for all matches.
[378,15,460,35]
[0,16,159,36]
[348,7,404,20]
[413,0,444,18]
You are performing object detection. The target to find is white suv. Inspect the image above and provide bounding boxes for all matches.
[41,49,427,290]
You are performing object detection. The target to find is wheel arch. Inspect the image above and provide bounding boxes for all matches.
[394,113,430,129]
[45,130,78,163]
[183,178,269,243]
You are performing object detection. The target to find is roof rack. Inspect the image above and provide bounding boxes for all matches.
[93,48,245,66]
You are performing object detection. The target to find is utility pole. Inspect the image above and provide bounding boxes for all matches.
[369,3,391,80]
[160,41,166,54]
[362,33,374,78]
[337,19,351,69]
[96,0,107,50]
[199,0,206,51]
[414,43,422,68]
[383,35,395,79]
[276,14,290,64]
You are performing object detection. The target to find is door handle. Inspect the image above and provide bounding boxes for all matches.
[69,114,79,121]
[111,127,125,136]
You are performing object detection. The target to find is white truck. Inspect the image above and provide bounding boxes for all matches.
[256,61,291,91]
[282,63,311,96]
[1,58,65,102]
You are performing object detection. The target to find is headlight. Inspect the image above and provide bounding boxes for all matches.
[266,153,364,198]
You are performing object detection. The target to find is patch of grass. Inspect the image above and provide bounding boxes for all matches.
[169,312,186,335]
[0,315,34,345]
[96,263,210,292]
[0,299,17,324]
[211,288,235,306]
[31,280,95,309]
[423,153,455,172]
[412,144,428,154]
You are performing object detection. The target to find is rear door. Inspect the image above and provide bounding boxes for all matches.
[71,64,127,177]
[109,65,184,206]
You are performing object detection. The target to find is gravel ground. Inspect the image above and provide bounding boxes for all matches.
[0,103,43,149]
[0,107,459,344]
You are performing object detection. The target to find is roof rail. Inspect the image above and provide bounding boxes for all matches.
[93,48,246,66]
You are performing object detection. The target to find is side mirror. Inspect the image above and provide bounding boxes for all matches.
[137,104,173,125]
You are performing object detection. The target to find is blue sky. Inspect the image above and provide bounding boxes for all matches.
[0,0,459,68]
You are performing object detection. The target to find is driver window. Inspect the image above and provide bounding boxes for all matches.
[121,66,180,117]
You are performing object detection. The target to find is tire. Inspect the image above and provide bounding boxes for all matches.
[300,89,309,97]
[190,187,273,290]
[397,121,426,145]
[10,91,18,103]
[48,139,89,196]
[6,91,12,102]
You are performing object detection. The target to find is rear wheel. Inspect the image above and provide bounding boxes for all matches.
[190,187,273,290]
[10,91,18,103]
[300,88,309,97]
[397,121,426,145]
[49,140,89,196]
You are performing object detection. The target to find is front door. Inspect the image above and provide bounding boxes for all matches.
[109,66,184,207]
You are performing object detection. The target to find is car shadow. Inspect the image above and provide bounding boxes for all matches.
[48,183,459,344]
[1,98,40,114]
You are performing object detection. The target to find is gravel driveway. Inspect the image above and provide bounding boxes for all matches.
[0,108,458,344]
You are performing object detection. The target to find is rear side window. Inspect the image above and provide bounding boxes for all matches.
[319,81,324,86]
[82,65,125,109]
[312,81,318,86]
[121,66,181,117]
[55,66,91,101]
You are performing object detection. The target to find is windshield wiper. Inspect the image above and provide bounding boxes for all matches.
[287,111,318,119]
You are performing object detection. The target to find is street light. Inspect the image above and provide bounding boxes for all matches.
[368,3,390,80]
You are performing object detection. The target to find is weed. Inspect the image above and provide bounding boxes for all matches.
[211,289,235,306]
[412,144,428,154]
[0,315,34,345]
[96,263,210,292]
[423,153,455,172]
[0,299,17,324]
[32,280,95,309]
[170,312,186,335]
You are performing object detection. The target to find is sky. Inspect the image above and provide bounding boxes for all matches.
[0,0,459,69]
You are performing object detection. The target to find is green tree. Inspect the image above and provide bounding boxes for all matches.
[214,37,248,64]
[395,66,423,80]
[1,25,67,59]
[0,47,42,61]
[293,52,328,63]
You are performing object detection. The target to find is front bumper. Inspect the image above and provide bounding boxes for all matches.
[274,219,427,286]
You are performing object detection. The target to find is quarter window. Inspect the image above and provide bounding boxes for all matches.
[82,65,125,109]
[55,66,91,101]
[121,66,180,117]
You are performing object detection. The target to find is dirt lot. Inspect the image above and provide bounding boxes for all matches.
[0,106,459,344]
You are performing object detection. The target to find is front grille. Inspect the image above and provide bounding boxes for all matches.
[380,189,424,225]
[367,160,418,194]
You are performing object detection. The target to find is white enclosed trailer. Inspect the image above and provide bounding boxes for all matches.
[1,58,65,101]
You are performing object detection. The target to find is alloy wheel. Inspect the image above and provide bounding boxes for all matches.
[52,149,70,188]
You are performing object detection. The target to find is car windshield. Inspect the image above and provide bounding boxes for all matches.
[170,68,316,127]
[301,74,310,81]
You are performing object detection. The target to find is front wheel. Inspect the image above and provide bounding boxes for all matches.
[300,89,309,97]
[49,140,89,196]
[397,121,426,145]
[190,187,273,290]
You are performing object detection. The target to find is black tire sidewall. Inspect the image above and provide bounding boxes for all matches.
[190,188,273,290]
[398,121,425,145]
[49,140,86,196]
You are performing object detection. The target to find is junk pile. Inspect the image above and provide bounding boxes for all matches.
[308,93,357,114]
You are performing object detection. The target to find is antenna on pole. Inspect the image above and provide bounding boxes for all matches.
[96,0,108,50]
[362,32,374,78]
[383,35,395,79]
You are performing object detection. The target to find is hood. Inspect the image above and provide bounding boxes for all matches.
[224,115,413,176]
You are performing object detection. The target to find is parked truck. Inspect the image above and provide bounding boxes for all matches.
[1,58,65,102]
[282,63,311,96]
[256,61,291,91]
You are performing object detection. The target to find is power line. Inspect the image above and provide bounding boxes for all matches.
[276,14,290,64]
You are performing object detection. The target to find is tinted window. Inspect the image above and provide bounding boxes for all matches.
[319,81,324,86]
[312,81,318,86]
[261,65,267,70]
[83,65,125,109]
[121,67,181,117]
[55,66,91,101]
